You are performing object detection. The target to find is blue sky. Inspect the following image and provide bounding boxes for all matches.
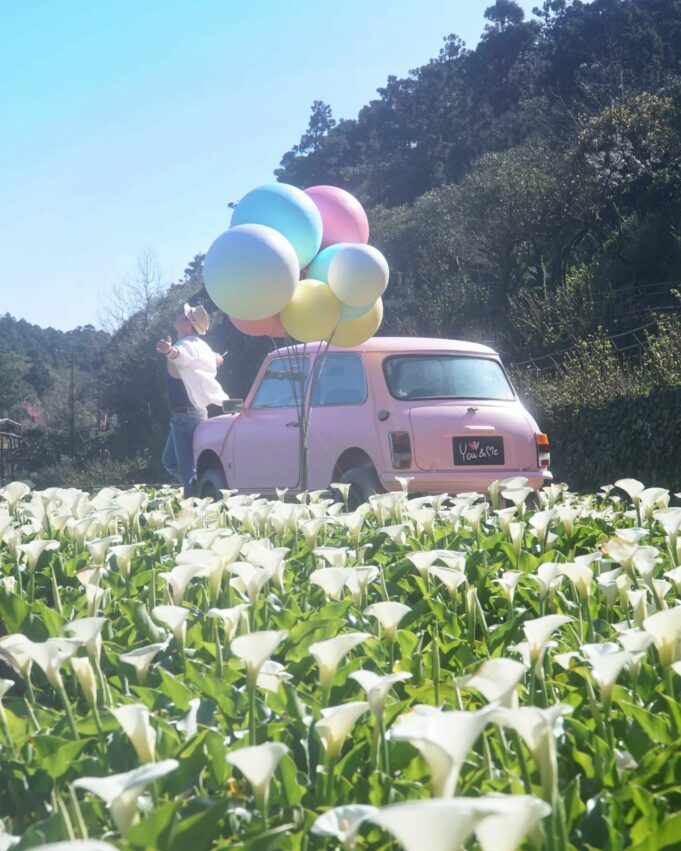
[0,0,539,331]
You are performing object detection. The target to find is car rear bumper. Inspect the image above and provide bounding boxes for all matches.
[380,469,553,494]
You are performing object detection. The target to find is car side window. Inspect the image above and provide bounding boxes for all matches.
[311,353,367,406]
[251,357,309,409]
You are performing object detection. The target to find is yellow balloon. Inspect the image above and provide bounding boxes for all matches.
[280,279,341,343]
[330,298,383,347]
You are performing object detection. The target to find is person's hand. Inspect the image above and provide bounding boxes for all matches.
[156,336,173,355]
[215,353,224,367]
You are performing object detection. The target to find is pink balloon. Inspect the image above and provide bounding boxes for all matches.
[304,185,369,248]
[229,313,287,337]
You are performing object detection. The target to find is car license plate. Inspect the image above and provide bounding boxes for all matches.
[453,436,505,466]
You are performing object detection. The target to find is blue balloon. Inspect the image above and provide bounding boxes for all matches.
[230,183,323,268]
[339,301,374,321]
[306,243,351,282]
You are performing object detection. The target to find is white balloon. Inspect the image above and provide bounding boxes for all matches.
[328,244,389,307]
[203,224,299,321]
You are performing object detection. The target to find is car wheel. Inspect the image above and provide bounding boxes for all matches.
[198,467,227,502]
[339,466,382,510]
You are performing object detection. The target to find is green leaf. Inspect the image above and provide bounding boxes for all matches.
[126,800,181,848]
[630,812,681,851]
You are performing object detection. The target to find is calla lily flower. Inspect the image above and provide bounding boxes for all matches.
[349,669,411,720]
[229,562,276,605]
[227,741,288,812]
[508,521,526,556]
[462,503,487,534]
[71,657,98,705]
[72,759,178,834]
[176,698,200,740]
[346,566,380,604]
[300,517,328,550]
[639,487,669,520]
[370,798,484,851]
[472,794,552,851]
[0,635,33,679]
[596,567,623,609]
[523,615,572,668]
[20,637,81,689]
[108,544,141,579]
[313,546,349,567]
[231,630,287,688]
[311,804,379,850]
[643,606,681,666]
[158,562,211,605]
[559,562,593,600]
[119,642,167,684]
[316,701,369,759]
[628,589,648,626]
[151,605,190,647]
[365,601,411,641]
[241,546,289,591]
[502,487,533,511]
[557,505,579,534]
[0,677,16,724]
[114,491,147,524]
[615,478,645,507]
[533,562,563,601]
[581,643,631,705]
[17,539,59,572]
[377,524,409,545]
[310,567,351,601]
[492,703,572,800]
[390,705,492,796]
[529,509,556,549]
[429,565,468,599]
[0,481,30,512]
[111,703,156,763]
[207,605,250,641]
[494,570,522,607]
[256,660,293,693]
[86,535,122,565]
[309,632,371,690]
[63,617,107,662]
[654,507,681,554]
[458,657,526,708]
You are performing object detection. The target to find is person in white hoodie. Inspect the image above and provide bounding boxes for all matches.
[156,303,228,496]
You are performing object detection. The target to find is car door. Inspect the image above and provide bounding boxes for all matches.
[230,355,308,490]
[306,352,376,489]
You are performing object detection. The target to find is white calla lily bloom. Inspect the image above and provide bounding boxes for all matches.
[17,539,59,572]
[227,742,288,811]
[643,606,681,667]
[256,660,293,693]
[151,605,190,647]
[390,705,492,796]
[581,643,631,705]
[111,703,156,763]
[207,605,250,641]
[158,562,211,605]
[365,601,411,641]
[309,632,371,690]
[472,794,552,851]
[523,615,572,668]
[71,656,98,705]
[63,617,107,662]
[72,759,178,834]
[119,642,167,684]
[458,657,526,708]
[310,567,351,601]
[349,670,411,720]
[311,804,379,850]
[370,798,485,851]
[231,630,288,688]
[317,701,369,759]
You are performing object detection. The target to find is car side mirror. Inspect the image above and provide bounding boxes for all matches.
[223,399,244,414]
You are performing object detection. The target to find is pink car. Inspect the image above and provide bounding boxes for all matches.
[194,337,551,505]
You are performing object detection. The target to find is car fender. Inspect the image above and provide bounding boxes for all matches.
[193,415,240,474]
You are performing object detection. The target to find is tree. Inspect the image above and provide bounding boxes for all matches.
[99,248,167,332]
[484,0,526,32]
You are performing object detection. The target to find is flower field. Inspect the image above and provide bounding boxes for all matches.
[1,477,681,850]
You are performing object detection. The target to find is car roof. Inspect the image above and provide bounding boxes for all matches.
[271,336,498,357]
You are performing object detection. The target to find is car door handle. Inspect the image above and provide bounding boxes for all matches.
[286,421,300,428]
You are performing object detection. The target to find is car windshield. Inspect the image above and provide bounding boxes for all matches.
[383,355,515,401]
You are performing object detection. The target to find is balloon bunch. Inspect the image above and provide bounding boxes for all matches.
[203,183,388,347]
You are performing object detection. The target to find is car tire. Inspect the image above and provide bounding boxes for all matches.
[339,466,383,510]
[198,467,227,502]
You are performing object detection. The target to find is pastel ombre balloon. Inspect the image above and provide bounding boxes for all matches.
[229,313,286,338]
[330,298,383,348]
[328,244,389,307]
[307,244,374,321]
[304,185,369,248]
[203,224,298,321]
[231,183,322,267]
[280,279,341,343]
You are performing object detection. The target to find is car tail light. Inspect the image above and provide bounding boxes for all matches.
[536,433,551,469]
[389,431,412,469]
